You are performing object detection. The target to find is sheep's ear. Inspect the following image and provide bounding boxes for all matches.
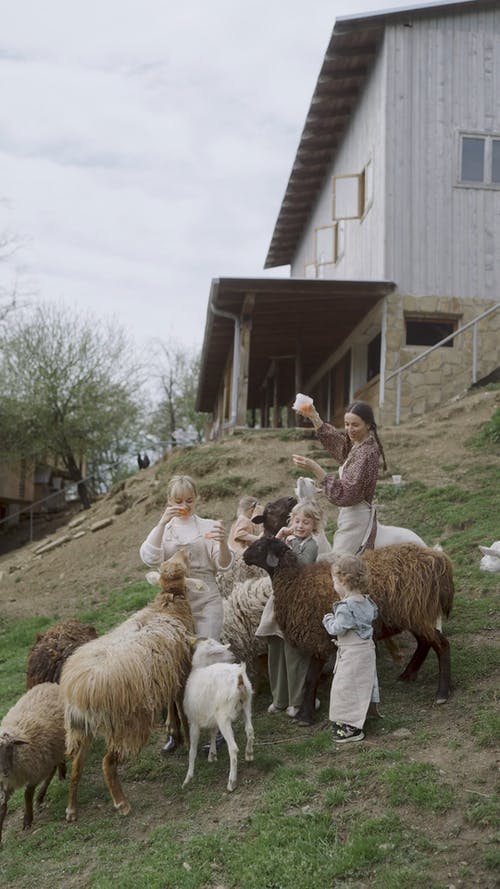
[479,546,500,558]
[11,736,29,746]
[145,571,161,586]
[252,515,264,525]
[266,552,280,568]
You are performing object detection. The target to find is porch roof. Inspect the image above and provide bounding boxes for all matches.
[196,277,395,413]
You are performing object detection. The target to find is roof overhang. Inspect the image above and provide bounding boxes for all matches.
[196,277,395,412]
[264,0,496,269]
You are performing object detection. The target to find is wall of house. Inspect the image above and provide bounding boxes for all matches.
[384,8,500,298]
[291,37,388,280]
[379,291,500,425]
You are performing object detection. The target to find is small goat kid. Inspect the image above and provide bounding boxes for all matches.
[182,638,254,792]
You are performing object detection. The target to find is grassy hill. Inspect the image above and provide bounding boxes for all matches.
[0,385,499,888]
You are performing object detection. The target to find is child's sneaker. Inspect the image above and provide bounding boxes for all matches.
[286,706,299,717]
[331,722,364,743]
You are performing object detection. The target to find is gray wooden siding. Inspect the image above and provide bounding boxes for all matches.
[291,41,387,280]
[384,8,500,299]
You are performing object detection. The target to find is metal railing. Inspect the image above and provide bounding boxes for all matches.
[381,302,500,424]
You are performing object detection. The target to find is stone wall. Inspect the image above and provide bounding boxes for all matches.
[379,293,500,425]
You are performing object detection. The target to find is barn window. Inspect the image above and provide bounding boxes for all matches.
[405,315,458,348]
[332,174,364,219]
[459,133,500,187]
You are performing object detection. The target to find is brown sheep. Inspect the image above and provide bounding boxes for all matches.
[26,619,98,689]
[60,549,195,821]
[243,538,454,724]
[0,683,66,843]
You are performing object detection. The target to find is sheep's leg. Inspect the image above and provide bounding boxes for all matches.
[218,719,239,792]
[102,750,130,816]
[182,724,200,787]
[176,697,190,748]
[243,701,255,763]
[399,634,431,682]
[23,784,36,830]
[430,630,451,704]
[66,738,91,823]
[295,656,324,725]
[35,766,57,807]
[207,729,218,762]
[0,787,11,843]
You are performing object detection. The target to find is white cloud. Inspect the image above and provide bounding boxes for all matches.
[1,0,422,350]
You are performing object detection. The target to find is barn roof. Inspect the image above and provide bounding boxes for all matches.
[196,277,395,412]
[264,0,497,269]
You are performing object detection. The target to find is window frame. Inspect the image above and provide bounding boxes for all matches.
[457,131,500,189]
[404,313,460,349]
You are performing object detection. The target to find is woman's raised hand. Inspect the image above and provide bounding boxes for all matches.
[292,454,327,482]
[204,520,226,541]
[159,505,184,525]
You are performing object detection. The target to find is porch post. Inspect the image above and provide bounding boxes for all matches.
[236,294,254,426]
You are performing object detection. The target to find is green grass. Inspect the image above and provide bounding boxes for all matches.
[1,408,499,888]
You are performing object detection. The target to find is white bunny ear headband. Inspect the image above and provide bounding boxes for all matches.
[478,545,500,558]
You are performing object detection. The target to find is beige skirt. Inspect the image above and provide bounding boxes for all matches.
[333,502,376,555]
[328,632,376,728]
[187,572,224,640]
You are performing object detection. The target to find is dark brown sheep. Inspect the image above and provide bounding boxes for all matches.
[243,538,454,723]
[26,619,98,689]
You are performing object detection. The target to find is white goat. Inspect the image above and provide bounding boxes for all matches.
[182,638,254,793]
[478,541,500,572]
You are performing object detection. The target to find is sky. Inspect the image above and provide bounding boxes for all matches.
[1,0,428,355]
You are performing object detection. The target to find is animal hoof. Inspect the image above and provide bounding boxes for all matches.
[294,714,314,726]
[66,809,77,823]
[208,752,217,763]
[245,753,254,762]
[116,801,131,816]
[227,782,236,792]
[161,735,177,755]
[435,696,448,705]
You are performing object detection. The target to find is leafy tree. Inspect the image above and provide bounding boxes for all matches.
[148,339,206,450]
[0,303,143,508]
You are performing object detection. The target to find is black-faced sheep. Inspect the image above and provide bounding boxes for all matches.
[60,549,195,821]
[182,638,254,792]
[0,683,66,843]
[26,618,98,689]
[216,494,297,598]
[243,538,454,723]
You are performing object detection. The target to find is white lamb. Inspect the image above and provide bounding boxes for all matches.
[182,638,254,793]
[478,541,500,572]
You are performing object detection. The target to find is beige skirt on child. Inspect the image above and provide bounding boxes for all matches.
[328,632,376,728]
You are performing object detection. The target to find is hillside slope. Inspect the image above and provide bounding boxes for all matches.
[0,386,498,620]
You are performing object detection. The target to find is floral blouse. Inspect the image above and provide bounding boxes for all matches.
[316,423,380,507]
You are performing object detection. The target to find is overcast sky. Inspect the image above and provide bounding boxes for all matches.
[1,0,426,355]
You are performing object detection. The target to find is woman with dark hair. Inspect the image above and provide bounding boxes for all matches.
[292,398,387,555]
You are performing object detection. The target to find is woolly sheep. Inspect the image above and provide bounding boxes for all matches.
[220,576,272,681]
[26,618,98,689]
[60,549,195,821]
[243,538,454,723]
[0,683,66,843]
[182,638,254,792]
[478,541,500,572]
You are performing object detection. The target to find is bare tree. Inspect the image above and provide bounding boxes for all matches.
[148,339,205,449]
[0,303,143,508]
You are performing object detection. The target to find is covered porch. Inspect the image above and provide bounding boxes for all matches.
[196,277,395,436]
